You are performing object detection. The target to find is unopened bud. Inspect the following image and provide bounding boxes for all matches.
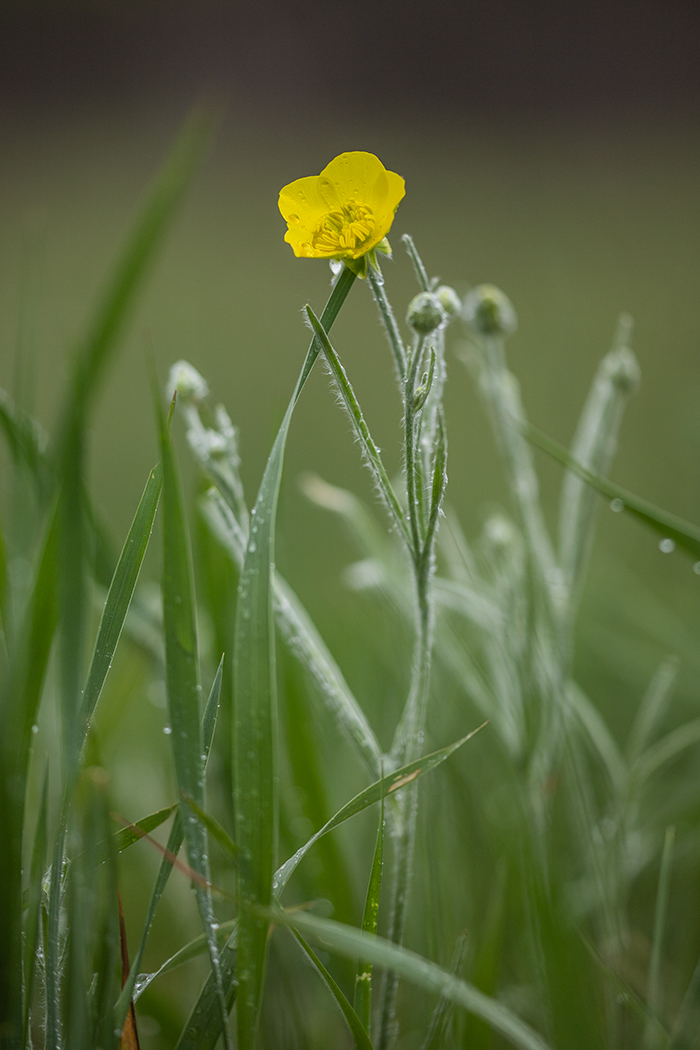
[435,285,461,323]
[167,360,209,405]
[463,284,517,337]
[406,292,445,335]
[601,345,641,395]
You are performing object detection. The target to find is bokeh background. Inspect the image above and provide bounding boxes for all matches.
[3,1,700,1041]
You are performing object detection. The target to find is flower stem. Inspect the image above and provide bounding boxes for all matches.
[367,265,407,384]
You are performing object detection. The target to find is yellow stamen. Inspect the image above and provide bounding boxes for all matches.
[311,199,376,256]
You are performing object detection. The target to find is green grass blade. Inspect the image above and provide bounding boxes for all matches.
[0,506,58,1048]
[644,826,675,1049]
[203,489,382,777]
[522,419,700,560]
[22,764,49,1044]
[112,804,177,854]
[159,401,232,1050]
[304,305,411,550]
[354,776,385,1030]
[267,910,555,1050]
[293,930,376,1050]
[632,720,700,788]
[626,657,679,763]
[81,463,162,732]
[669,952,700,1049]
[0,386,49,491]
[233,267,356,1050]
[134,921,238,1000]
[420,931,468,1050]
[274,726,487,899]
[115,658,224,1029]
[181,794,238,860]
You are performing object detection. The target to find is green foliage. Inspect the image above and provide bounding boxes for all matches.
[4,116,700,1050]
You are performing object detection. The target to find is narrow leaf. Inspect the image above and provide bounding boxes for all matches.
[294,929,376,1050]
[233,267,356,1050]
[354,775,385,1030]
[113,804,177,854]
[81,463,162,732]
[274,726,487,899]
[115,658,224,1029]
[268,910,555,1050]
[420,932,469,1050]
[22,765,49,1043]
[644,826,675,1049]
[181,794,237,861]
[522,419,700,560]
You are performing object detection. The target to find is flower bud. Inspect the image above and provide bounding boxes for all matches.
[435,285,461,323]
[601,345,641,395]
[167,360,209,405]
[406,292,445,335]
[463,284,517,337]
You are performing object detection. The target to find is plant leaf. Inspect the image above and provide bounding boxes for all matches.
[267,909,555,1050]
[522,419,700,561]
[233,266,356,1050]
[354,772,385,1030]
[293,929,376,1050]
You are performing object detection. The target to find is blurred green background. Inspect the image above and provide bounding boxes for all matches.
[3,1,700,1041]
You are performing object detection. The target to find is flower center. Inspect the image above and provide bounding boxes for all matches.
[311,199,376,255]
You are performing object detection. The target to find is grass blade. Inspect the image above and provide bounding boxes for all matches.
[644,826,675,1049]
[354,775,385,1030]
[112,804,177,854]
[181,794,237,860]
[134,921,238,1000]
[420,931,469,1050]
[160,400,232,1050]
[116,659,224,1030]
[522,419,700,560]
[81,463,162,732]
[267,910,555,1050]
[0,387,49,493]
[274,726,487,899]
[22,764,49,1043]
[233,267,356,1050]
[293,930,376,1050]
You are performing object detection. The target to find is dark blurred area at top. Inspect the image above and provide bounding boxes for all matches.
[2,0,700,119]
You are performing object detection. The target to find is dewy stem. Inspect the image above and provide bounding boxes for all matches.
[367,265,407,384]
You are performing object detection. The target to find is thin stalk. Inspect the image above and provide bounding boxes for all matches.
[367,266,407,383]
[404,336,427,560]
[402,234,430,292]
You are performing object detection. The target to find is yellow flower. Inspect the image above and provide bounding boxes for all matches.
[278,152,405,275]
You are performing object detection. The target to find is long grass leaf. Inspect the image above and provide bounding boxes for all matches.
[203,489,382,776]
[115,659,224,1030]
[134,921,238,1000]
[274,727,486,899]
[268,910,555,1050]
[420,931,468,1050]
[181,794,237,860]
[354,776,385,1030]
[293,930,376,1050]
[522,419,700,560]
[644,826,675,1049]
[81,464,162,731]
[22,764,49,1044]
[233,267,356,1050]
[0,386,49,491]
[159,398,232,1050]
[626,657,679,764]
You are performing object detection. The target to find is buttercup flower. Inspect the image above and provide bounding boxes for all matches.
[278,152,405,276]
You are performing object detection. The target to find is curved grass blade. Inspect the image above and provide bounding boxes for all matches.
[274,726,487,899]
[522,419,700,560]
[181,794,237,861]
[0,386,49,491]
[354,773,385,1030]
[268,910,555,1050]
[233,268,356,1050]
[134,920,238,1000]
[644,826,675,1049]
[203,489,382,777]
[160,405,232,1050]
[113,804,177,854]
[420,931,469,1050]
[293,929,376,1050]
[115,658,223,1029]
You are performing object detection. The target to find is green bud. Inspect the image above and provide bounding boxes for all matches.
[435,285,461,323]
[463,284,517,337]
[406,292,445,335]
[167,360,209,405]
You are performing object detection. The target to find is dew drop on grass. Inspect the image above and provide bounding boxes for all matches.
[31,724,39,735]
[659,538,675,554]
[694,562,700,575]
[610,498,624,513]
[163,725,172,735]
